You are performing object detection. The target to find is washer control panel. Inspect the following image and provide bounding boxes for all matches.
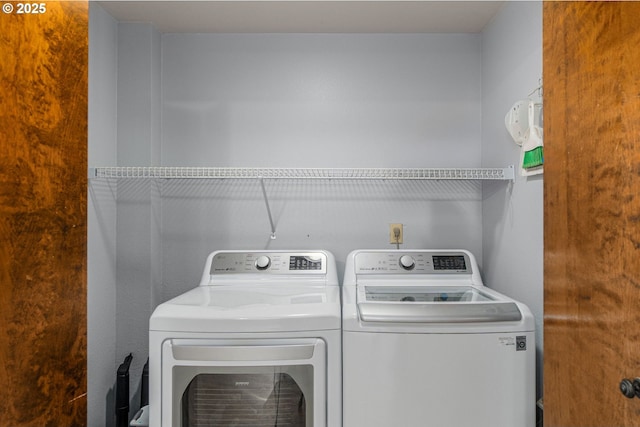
[354,251,471,274]
[210,252,327,274]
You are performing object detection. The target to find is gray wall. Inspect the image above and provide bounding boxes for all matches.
[158,33,485,302]
[161,34,481,169]
[114,20,162,420]
[88,3,118,426]
[89,8,163,425]
[481,1,543,398]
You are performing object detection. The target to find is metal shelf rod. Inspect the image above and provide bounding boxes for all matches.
[259,177,277,240]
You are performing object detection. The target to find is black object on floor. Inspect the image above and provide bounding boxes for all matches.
[116,353,133,427]
[141,358,149,407]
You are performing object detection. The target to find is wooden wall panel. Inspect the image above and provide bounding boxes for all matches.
[544,2,640,426]
[0,2,88,426]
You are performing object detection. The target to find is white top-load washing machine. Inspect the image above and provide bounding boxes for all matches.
[342,249,535,427]
[149,250,341,427]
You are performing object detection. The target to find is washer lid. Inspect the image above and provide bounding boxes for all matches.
[150,285,341,333]
[356,285,522,323]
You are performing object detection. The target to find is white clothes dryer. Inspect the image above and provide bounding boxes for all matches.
[149,250,341,427]
[342,249,535,427]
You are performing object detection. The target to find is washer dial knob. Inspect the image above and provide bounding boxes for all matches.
[255,255,271,270]
[399,255,415,270]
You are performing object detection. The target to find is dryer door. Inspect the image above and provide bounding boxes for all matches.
[161,338,326,427]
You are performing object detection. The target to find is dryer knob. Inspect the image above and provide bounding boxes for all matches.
[399,255,415,270]
[255,256,271,270]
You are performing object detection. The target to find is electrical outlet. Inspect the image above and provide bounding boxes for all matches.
[389,223,403,244]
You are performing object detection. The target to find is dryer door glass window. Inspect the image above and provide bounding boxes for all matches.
[181,371,309,427]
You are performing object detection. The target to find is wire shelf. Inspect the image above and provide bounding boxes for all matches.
[90,166,515,181]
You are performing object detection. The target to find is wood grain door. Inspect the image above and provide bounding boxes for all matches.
[544,2,640,426]
[0,2,88,426]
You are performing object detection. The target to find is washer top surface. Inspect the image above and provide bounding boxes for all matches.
[342,249,535,333]
[151,250,341,333]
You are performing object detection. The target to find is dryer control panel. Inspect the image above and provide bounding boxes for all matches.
[210,251,327,275]
[354,251,472,274]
